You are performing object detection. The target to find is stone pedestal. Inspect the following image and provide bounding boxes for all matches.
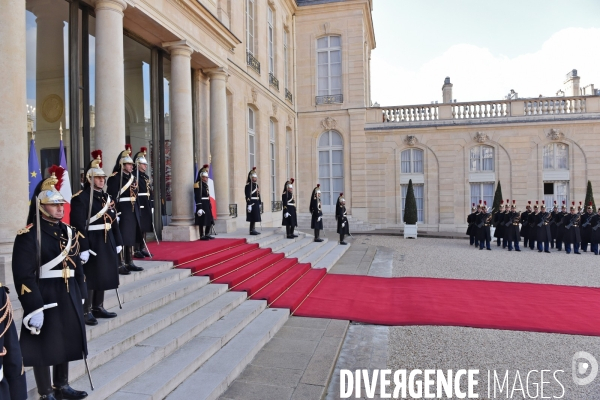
[162,225,199,242]
[95,0,127,160]
[214,217,237,234]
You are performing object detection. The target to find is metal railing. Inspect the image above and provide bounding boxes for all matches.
[269,73,279,90]
[229,204,237,218]
[271,201,282,212]
[285,88,293,104]
[247,52,260,74]
[316,94,343,105]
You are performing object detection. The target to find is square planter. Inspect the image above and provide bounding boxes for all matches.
[404,223,418,239]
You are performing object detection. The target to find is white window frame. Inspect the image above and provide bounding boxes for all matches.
[317,130,344,212]
[248,108,256,170]
[267,7,275,74]
[316,36,342,96]
[543,143,569,170]
[401,184,424,223]
[283,30,289,89]
[543,181,569,207]
[470,145,494,172]
[470,182,494,209]
[401,148,424,174]
[246,0,255,55]
[269,120,276,203]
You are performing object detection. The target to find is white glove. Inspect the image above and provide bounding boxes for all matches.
[284,212,290,218]
[80,251,90,264]
[29,312,44,329]
[117,216,120,223]
[342,223,345,228]
[247,205,252,212]
[116,246,123,254]
[197,209,205,216]
[318,217,322,222]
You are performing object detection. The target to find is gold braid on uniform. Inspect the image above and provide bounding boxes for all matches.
[60,230,82,292]
[0,293,14,356]
[130,180,138,212]
[103,198,117,243]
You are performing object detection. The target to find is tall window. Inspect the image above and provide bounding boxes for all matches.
[246,0,255,55]
[401,149,423,173]
[470,183,494,209]
[543,143,569,170]
[318,130,344,211]
[283,30,289,89]
[544,182,568,207]
[317,36,342,96]
[269,120,276,202]
[401,185,424,223]
[267,7,274,74]
[470,145,494,172]
[286,129,291,179]
[248,108,256,169]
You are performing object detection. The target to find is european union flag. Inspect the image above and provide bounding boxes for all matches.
[28,138,42,203]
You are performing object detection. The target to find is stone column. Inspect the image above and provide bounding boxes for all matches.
[95,0,127,161]
[206,67,236,233]
[0,0,28,285]
[162,41,197,241]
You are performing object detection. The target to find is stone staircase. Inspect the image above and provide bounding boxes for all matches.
[10,227,350,400]
[295,212,375,231]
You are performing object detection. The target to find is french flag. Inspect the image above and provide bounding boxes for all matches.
[58,131,72,224]
[208,164,217,219]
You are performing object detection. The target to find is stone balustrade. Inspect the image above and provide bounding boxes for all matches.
[523,97,586,115]
[382,105,439,122]
[452,100,510,119]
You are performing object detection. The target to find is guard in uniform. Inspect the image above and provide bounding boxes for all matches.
[466,203,477,246]
[107,145,143,274]
[337,194,350,245]
[70,151,122,326]
[520,202,532,248]
[194,164,215,241]
[0,284,27,399]
[13,167,89,400]
[580,202,594,252]
[528,202,539,250]
[535,201,551,253]
[245,167,261,235]
[554,201,567,251]
[310,184,324,242]
[502,199,511,249]
[589,207,600,255]
[549,201,559,249]
[562,202,582,254]
[506,201,521,251]
[493,201,506,247]
[134,148,154,257]
[282,179,298,239]
[476,202,492,250]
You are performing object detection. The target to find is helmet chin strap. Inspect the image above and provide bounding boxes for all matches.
[38,205,62,222]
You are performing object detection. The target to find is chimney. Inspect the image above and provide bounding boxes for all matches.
[442,77,453,103]
[564,69,580,96]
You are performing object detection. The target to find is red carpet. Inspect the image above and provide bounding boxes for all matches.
[294,275,600,337]
[146,239,245,266]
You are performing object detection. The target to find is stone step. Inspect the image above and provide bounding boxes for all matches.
[164,308,289,400]
[276,236,314,257]
[288,238,329,263]
[253,231,286,248]
[110,300,267,400]
[313,242,352,271]
[264,233,306,253]
[302,240,340,267]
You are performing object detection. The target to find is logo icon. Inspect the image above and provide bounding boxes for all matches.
[572,351,598,385]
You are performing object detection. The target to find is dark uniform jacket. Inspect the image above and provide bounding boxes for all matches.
[580,212,594,243]
[70,187,122,291]
[310,196,323,230]
[535,212,551,242]
[549,210,559,240]
[194,181,214,228]
[555,211,566,243]
[520,210,531,238]
[245,182,262,222]
[590,214,600,243]
[562,212,582,244]
[0,287,27,399]
[505,211,520,242]
[137,172,154,233]
[337,205,350,235]
[476,211,492,241]
[282,192,297,227]
[12,221,88,367]
[528,212,538,242]
[466,212,477,236]
[107,171,141,246]
[493,211,505,238]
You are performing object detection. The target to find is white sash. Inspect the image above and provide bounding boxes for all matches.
[89,194,111,224]
[120,175,134,195]
[40,226,72,279]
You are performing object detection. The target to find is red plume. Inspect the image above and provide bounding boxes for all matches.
[484,201,487,205]
[252,166,256,171]
[500,200,504,204]
[563,201,565,204]
[91,150,103,167]
[589,202,593,206]
[203,164,209,169]
[125,144,132,152]
[513,200,516,204]
[506,199,509,203]
[472,203,475,206]
[479,200,482,204]
[572,201,575,205]
[580,201,582,205]
[528,201,531,205]
[140,146,147,153]
[542,200,545,204]
[317,184,320,188]
[290,178,294,184]
[48,165,65,191]
[340,193,343,196]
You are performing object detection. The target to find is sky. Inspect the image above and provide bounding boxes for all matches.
[370,0,600,106]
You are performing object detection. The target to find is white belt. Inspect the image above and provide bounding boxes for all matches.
[40,269,75,279]
[0,365,3,382]
[201,197,209,200]
[251,197,259,200]
[88,223,111,231]
[89,194,111,224]
[119,197,135,202]
[138,193,149,196]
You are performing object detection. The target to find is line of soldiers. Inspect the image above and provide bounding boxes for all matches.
[9,144,156,399]
[467,199,600,254]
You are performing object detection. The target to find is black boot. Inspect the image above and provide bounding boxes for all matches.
[125,247,143,271]
[340,234,347,245]
[53,362,88,399]
[286,226,294,239]
[133,244,145,259]
[314,229,324,242]
[249,222,260,235]
[91,291,117,319]
[199,226,209,241]
[34,366,55,399]
[83,290,97,326]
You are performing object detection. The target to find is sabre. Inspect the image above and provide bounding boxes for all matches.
[115,288,122,309]
[82,351,94,390]
[142,236,152,259]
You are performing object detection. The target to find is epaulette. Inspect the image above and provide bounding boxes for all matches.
[194,182,199,189]
[17,224,34,235]
[72,190,83,198]
[111,172,118,177]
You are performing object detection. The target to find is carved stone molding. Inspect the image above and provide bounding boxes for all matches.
[321,116,337,131]
[405,135,418,146]
[287,114,293,127]
[272,103,278,116]
[473,131,489,143]
[547,128,564,141]
[251,87,258,104]
[322,22,330,34]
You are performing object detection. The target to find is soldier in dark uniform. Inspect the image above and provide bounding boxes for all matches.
[476,202,492,250]
[70,151,122,326]
[520,202,532,248]
[282,179,298,239]
[337,194,350,245]
[549,201,559,249]
[245,167,261,235]
[579,202,594,252]
[535,201,551,253]
[528,202,539,250]
[466,203,477,246]
[12,166,89,400]
[134,147,154,257]
[563,202,582,254]
[493,201,506,247]
[502,199,512,249]
[506,201,521,251]
[309,184,324,242]
[0,284,28,399]
[194,164,215,241]
[589,208,600,255]
[554,202,567,251]
[107,145,143,274]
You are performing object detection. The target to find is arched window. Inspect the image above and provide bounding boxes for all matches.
[248,108,256,170]
[318,130,344,212]
[543,143,568,170]
[543,143,569,206]
[470,145,494,172]
[400,149,424,222]
[317,36,342,98]
[401,149,423,173]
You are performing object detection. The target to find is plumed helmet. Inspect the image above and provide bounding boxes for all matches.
[198,164,210,179]
[246,167,258,183]
[588,201,593,209]
[38,165,67,205]
[282,178,294,194]
[134,147,148,166]
[114,144,134,172]
[86,150,107,184]
[311,184,321,198]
